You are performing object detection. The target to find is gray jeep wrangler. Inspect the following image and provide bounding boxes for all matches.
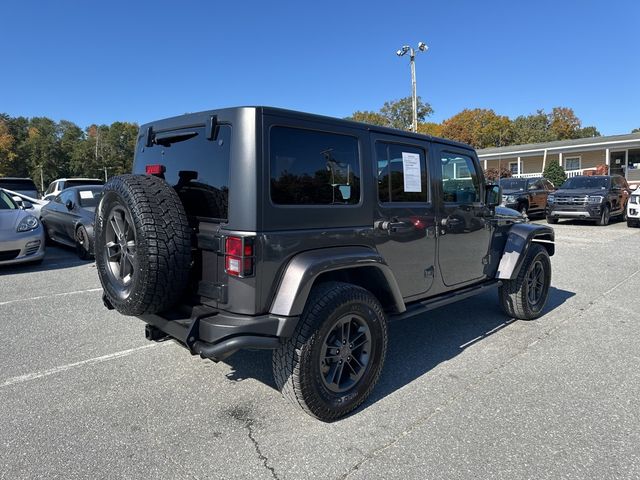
[95,107,554,421]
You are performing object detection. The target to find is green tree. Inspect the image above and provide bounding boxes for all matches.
[347,111,389,127]
[380,96,433,130]
[543,159,566,188]
[102,121,138,177]
[577,126,600,138]
[511,110,553,145]
[417,121,443,137]
[0,117,15,176]
[440,108,512,149]
[22,117,61,189]
[632,128,640,133]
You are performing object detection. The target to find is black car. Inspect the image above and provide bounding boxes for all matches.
[546,175,630,226]
[40,185,104,259]
[93,107,554,421]
[499,177,555,217]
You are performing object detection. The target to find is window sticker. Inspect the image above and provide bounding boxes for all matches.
[402,152,422,192]
[79,190,94,199]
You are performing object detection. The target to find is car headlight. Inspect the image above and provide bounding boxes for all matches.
[505,195,517,203]
[16,215,39,232]
[587,196,603,204]
[547,194,555,203]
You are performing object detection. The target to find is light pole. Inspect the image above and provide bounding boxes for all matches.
[396,42,428,132]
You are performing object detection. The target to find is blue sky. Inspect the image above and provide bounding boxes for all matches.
[1,0,638,135]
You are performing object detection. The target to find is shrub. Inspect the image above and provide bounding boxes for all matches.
[484,166,513,181]
[543,160,566,188]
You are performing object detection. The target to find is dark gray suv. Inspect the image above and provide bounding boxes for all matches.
[95,107,555,421]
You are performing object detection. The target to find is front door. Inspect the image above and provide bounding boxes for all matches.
[372,135,437,299]
[436,147,493,287]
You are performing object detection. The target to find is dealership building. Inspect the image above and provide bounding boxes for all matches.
[477,132,640,185]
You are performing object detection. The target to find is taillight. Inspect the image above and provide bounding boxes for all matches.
[145,164,166,176]
[224,236,255,277]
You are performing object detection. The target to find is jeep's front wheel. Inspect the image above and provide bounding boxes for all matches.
[499,244,551,320]
[272,282,388,421]
[95,175,191,315]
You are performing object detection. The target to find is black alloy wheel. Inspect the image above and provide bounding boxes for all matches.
[104,206,137,287]
[597,205,610,226]
[75,225,92,260]
[319,314,372,393]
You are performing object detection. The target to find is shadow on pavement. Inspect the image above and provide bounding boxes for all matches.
[0,245,93,276]
[219,286,576,406]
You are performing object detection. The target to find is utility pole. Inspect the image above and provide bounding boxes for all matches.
[39,165,44,193]
[396,42,428,132]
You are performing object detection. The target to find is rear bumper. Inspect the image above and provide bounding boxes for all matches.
[120,300,299,361]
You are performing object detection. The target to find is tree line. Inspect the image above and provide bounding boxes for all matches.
[348,97,610,149]
[0,114,138,190]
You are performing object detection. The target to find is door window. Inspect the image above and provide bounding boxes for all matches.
[376,142,428,203]
[440,152,481,203]
[59,190,75,206]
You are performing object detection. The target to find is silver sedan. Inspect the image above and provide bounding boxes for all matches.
[0,188,45,266]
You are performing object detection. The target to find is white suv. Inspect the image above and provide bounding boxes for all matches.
[627,187,640,227]
[43,178,103,200]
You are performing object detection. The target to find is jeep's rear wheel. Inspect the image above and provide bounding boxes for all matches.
[499,244,551,320]
[95,175,191,315]
[272,282,388,421]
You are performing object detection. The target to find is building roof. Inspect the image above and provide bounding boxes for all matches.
[477,132,640,158]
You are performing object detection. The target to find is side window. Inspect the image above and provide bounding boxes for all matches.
[441,152,481,203]
[270,126,360,205]
[59,190,74,205]
[376,142,428,203]
[45,182,55,195]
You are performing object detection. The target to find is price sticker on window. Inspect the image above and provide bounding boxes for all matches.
[79,190,94,200]
[402,152,422,192]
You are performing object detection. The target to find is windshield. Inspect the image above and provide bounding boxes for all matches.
[77,188,104,208]
[499,179,528,190]
[66,179,103,188]
[560,177,609,190]
[0,190,18,209]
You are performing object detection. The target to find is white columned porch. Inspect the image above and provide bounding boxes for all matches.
[559,152,563,167]
[605,148,610,168]
[542,149,547,171]
[517,156,521,175]
[484,159,487,170]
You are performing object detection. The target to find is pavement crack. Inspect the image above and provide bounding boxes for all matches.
[245,420,279,480]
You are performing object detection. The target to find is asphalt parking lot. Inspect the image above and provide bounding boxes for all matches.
[1,220,639,480]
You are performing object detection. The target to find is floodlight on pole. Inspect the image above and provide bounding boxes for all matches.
[395,41,428,132]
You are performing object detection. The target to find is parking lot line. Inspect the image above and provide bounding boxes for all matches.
[0,287,103,306]
[0,343,167,389]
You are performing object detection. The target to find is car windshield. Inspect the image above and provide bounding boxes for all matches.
[0,190,18,209]
[499,179,528,190]
[560,177,609,189]
[77,188,104,208]
[66,180,103,188]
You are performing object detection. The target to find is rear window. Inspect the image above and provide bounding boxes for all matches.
[78,188,104,208]
[66,180,103,188]
[0,178,37,192]
[135,125,231,220]
[270,126,360,205]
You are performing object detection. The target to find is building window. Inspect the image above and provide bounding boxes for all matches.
[509,162,518,174]
[564,156,581,171]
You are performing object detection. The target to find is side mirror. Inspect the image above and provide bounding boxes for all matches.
[65,199,74,210]
[485,184,502,207]
[22,201,34,210]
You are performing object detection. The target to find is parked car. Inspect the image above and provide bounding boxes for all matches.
[627,187,640,227]
[3,188,49,216]
[0,188,45,265]
[546,175,630,226]
[40,186,103,259]
[93,106,555,421]
[499,177,555,217]
[42,178,104,201]
[0,177,40,199]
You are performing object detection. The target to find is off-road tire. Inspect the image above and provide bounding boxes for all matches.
[75,225,92,260]
[272,281,388,422]
[546,216,558,224]
[596,204,610,226]
[95,174,191,315]
[499,244,551,320]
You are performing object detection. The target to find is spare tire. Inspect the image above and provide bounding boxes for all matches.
[95,174,192,315]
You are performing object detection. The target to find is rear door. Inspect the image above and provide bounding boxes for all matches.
[435,146,493,287]
[372,134,437,299]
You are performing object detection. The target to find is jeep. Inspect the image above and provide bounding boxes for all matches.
[94,107,555,421]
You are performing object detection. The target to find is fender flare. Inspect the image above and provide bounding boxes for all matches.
[270,246,406,317]
[496,223,555,280]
